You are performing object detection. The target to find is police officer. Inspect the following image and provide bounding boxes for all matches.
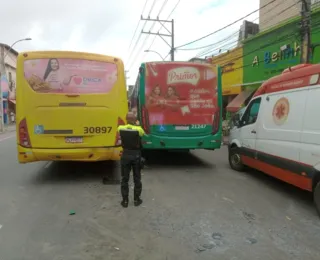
[117,112,146,208]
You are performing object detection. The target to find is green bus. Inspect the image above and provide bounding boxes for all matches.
[129,61,222,151]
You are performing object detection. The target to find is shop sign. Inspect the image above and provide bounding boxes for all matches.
[252,42,300,67]
[222,62,235,73]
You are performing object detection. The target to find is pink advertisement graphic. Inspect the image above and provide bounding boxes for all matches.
[145,63,218,125]
[24,58,118,94]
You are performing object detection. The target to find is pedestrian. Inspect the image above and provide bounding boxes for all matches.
[117,112,146,208]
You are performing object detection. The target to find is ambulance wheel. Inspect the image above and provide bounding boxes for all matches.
[314,181,320,217]
[229,146,244,172]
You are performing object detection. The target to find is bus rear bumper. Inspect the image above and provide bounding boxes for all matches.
[142,135,222,150]
[17,145,122,163]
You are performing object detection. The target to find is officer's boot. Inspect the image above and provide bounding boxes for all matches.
[134,197,143,207]
[121,197,129,208]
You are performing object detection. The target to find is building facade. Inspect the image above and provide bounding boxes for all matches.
[210,47,244,118]
[244,6,320,86]
[260,0,320,32]
[208,5,320,115]
[259,0,301,31]
[0,43,18,126]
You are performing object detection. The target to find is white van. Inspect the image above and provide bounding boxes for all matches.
[228,64,320,216]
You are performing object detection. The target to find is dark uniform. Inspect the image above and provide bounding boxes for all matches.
[118,123,146,207]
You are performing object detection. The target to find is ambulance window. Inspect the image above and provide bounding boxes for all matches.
[241,98,261,126]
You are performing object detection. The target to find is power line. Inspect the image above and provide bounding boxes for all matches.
[130,0,181,68]
[127,0,149,53]
[146,0,168,36]
[198,42,238,58]
[142,0,181,60]
[193,2,290,55]
[220,30,300,72]
[127,0,169,71]
[126,0,157,66]
[197,1,300,59]
[179,30,240,51]
[189,1,289,56]
[127,1,168,70]
[175,0,278,49]
[259,0,297,30]
[195,30,242,57]
[194,17,259,57]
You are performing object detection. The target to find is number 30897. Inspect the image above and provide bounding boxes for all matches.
[84,126,112,134]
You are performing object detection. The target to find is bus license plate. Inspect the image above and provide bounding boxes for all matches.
[65,137,83,143]
[175,126,189,130]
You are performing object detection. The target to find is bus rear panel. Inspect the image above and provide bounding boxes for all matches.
[131,62,222,150]
[16,51,127,163]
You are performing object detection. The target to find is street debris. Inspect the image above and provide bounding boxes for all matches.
[212,232,223,240]
[246,238,257,245]
[223,197,234,203]
[69,210,76,215]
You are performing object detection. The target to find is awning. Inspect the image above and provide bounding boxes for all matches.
[226,89,255,112]
[9,100,16,104]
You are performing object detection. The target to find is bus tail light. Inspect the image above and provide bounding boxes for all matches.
[115,117,125,146]
[19,118,31,148]
[212,108,220,135]
[141,106,150,134]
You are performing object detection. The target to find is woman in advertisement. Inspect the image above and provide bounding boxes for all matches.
[162,85,184,124]
[146,84,166,125]
[43,59,75,90]
[146,85,165,108]
[164,86,181,111]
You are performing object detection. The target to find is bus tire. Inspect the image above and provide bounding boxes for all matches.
[314,181,320,217]
[228,146,244,172]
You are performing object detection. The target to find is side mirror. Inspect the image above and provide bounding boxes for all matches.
[233,114,240,127]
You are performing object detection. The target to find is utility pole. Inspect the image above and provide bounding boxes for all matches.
[141,16,175,61]
[300,0,311,63]
[0,71,3,133]
[0,45,5,133]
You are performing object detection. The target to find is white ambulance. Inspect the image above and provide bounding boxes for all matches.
[228,63,320,216]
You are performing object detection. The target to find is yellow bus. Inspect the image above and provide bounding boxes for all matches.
[16,51,128,163]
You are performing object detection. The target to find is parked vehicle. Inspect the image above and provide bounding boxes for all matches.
[129,62,223,151]
[16,51,127,163]
[228,63,320,216]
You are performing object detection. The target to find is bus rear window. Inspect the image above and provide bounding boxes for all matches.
[23,58,118,94]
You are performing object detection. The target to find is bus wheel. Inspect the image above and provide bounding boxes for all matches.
[228,146,244,172]
[314,181,320,217]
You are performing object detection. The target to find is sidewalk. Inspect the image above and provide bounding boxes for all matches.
[1,124,16,134]
[223,136,229,145]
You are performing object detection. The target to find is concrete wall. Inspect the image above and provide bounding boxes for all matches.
[259,0,301,31]
[0,45,17,92]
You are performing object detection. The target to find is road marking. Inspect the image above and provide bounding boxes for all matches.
[223,197,234,203]
[0,134,15,142]
[44,162,53,169]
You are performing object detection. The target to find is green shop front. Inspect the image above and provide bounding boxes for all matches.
[241,8,320,104]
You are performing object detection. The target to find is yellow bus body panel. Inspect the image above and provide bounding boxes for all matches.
[16,51,127,163]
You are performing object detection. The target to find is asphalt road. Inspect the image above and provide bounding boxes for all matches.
[0,132,320,260]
